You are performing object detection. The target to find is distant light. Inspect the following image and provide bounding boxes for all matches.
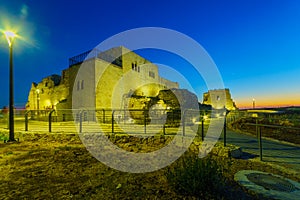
[4,30,16,47]
[252,113,258,118]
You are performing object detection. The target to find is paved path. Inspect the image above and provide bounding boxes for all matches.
[219,129,300,172]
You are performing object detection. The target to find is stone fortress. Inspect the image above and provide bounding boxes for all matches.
[202,88,237,110]
[26,46,236,121]
[26,46,180,113]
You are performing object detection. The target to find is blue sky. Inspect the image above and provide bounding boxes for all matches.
[0,0,300,108]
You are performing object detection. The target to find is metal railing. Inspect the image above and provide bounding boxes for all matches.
[0,109,216,137]
[1,108,299,166]
[242,122,300,161]
[227,111,300,161]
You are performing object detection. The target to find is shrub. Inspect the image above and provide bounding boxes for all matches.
[0,132,8,141]
[166,154,226,198]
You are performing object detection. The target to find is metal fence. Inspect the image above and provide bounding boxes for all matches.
[0,109,215,136]
[1,109,300,168]
[227,111,300,161]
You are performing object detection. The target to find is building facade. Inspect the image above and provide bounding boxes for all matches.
[202,88,237,110]
[26,46,179,113]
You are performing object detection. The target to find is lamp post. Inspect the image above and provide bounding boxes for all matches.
[4,31,16,142]
[252,98,255,109]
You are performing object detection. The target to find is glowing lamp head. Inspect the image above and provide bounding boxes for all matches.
[4,31,16,47]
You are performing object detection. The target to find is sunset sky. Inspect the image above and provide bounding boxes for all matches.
[0,0,300,108]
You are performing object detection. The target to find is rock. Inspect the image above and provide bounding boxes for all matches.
[210,142,243,158]
[158,88,199,110]
[229,147,243,158]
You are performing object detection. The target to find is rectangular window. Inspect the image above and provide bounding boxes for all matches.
[149,71,155,78]
[81,80,84,89]
[77,81,80,90]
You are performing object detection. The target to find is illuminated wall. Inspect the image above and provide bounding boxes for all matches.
[26,75,68,110]
[95,47,178,109]
[203,88,237,110]
[26,46,179,111]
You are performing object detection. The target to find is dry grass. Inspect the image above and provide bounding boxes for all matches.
[0,133,187,199]
[0,131,298,199]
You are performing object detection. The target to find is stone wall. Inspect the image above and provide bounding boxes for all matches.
[26,46,180,116]
[95,47,179,109]
[26,75,68,110]
[203,88,237,110]
[95,59,123,109]
[158,88,199,110]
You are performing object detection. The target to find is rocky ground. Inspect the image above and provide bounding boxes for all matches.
[0,131,299,199]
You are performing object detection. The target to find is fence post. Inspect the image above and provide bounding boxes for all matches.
[163,124,166,135]
[49,109,55,132]
[79,111,83,133]
[201,119,204,141]
[102,109,105,123]
[25,110,30,131]
[256,118,258,138]
[258,126,263,161]
[144,109,146,134]
[223,116,227,147]
[112,110,115,134]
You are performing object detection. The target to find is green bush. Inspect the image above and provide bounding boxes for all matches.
[0,133,8,141]
[166,154,226,198]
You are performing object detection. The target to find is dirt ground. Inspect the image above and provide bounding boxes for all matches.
[0,132,299,199]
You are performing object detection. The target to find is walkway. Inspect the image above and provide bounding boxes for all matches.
[219,129,300,172]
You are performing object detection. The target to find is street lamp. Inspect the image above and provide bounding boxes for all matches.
[252,98,255,109]
[4,31,17,142]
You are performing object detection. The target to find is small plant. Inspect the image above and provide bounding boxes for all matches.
[166,154,226,198]
[0,134,8,142]
[6,151,13,155]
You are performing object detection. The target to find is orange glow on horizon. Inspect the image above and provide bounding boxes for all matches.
[236,99,300,109]
[233,92,300,109]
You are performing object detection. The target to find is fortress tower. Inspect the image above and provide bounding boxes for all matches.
[202,88,237,110]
